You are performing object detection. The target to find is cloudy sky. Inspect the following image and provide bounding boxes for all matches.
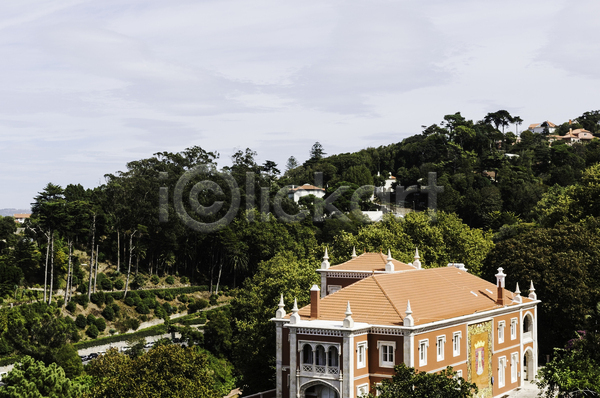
[1,0,599,209]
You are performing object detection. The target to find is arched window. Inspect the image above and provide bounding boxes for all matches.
[302,344,313,364]
[328,346,339,367]
[523,313,534,340]
[315,345,327,366]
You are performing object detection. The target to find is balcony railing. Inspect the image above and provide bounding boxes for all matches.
[300,363,340,378]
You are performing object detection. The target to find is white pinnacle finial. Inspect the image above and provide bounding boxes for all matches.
[352,246,357,258]
[343,301,354,328]
[413,247,421,269]
[321,248,330,270]
[529,280,537,300]
[276,294,286,319]
[290,298,301,324]
[385,249,394,272]
[512,283,522,304]
[404,300,414,326]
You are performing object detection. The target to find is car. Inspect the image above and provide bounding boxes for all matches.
[87,353,99,360]
[173,338,181,343]
[144,341,155,349]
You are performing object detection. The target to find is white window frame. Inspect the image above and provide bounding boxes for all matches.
[377,341,396,368]
[498,356,507,388]
[511,352,519,383]
[453,331,462,357]
[498,321,506,344]
[510,318,518,340]
[456,369,463,379]
[357,341,367,369]
[418,339,429,366]
[356,384,369,397]
[327,285,341,295]
[436,335,446,362]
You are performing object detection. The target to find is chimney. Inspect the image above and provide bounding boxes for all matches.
[385,249,394,272]
[495,267,506,305]
[310,285,320,319]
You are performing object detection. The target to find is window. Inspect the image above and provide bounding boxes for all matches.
[498,321,506,344]
[453,332,462,357]
[328,346,339,367]
[436,335,446,362]
[378,341,396,368]
[419,339,429,366]
[456,370,463,378]
[327,285,341,295]
[357,342,367,369]
[356,384,369,397]
[511,353,519,383]
[498,356,507,388]
[510,318,518,340]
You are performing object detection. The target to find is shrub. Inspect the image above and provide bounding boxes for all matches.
[102,305,115,321]
[155,290,165,299]
[90,292,105,306]
[136,304,150,315]
[131,275,145,289]
[124,297,135,306]
[105,294,114,305]
[56,298,65,307]
[66,301,77,313]
[113,279,124,290]
[188,298,209,314]
[109,328,116,335]
[100,277,112,291]
[154,305,167,319]
[110,291,123,300]
[162,302,174,314]
[133,296,143,307]
[86,324,99,339]
[75,315,87,329]
[151,275,160,285]
[180,276,189,284]
[72,294,88,307]
[77,283,87,294]
[178,294,189,303]
[87,314,96,325]
[164,291,174,301]
[143,297,157,309]
[94,317,106,332]
[165,275,175,285]
[112,303,120,315]
[209,294,218,306]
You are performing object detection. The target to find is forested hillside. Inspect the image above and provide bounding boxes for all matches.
[1,109,600,394]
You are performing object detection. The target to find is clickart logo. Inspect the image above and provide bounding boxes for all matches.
[159,167,443,233]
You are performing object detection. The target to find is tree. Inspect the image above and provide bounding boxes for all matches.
[536,303,600,397]
[0,356,88,398]
[231,251,319,393]
[373,364,477,398]
[309,142,326,161]
[84,346,221,398]
[285,156,299,171]
[483,223,600,357]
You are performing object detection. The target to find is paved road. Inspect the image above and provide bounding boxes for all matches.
[504,381,543,398]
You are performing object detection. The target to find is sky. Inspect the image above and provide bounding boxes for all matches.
[1,0,599,209]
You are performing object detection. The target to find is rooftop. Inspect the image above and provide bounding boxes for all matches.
[326,252,416,272]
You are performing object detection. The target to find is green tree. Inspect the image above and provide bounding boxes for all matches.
[373,363,477,398]
[231,251,319,393]
[84,346,220,398]
[309,142,326,161]
[203,308,232,358]
[0,355,88,398]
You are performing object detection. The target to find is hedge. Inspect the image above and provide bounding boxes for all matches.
[73,324,168,351]
[0,355,20,367]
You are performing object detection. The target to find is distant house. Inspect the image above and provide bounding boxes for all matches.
[374,173,397,197]
[289,184,326,203]
[528,121,557,134]
[548,128,594,145]
[13,213,31,224]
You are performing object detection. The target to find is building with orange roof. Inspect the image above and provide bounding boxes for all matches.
[288,184,326,203]
[528,121,556,134]
[271,250,539,398]
[548,128,594,145]
[13,213,31,224]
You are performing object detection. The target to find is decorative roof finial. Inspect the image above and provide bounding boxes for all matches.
[385,249,394,272]
[529,280,537,300]
[352,246,357,258]
[290,298,301,324]
[275,294,286,319]
[413,247,421,269]
[404,300,414,326]
[343,301,354,328]
[321,248,330,270]
[512,283,522,304]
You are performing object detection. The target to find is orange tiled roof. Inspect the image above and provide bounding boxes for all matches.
[297,267,530,326]
[13,214,31,218]
[327,252,415,272]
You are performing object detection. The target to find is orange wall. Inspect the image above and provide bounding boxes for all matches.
[413,324,468,373]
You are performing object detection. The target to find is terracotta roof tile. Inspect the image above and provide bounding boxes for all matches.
[297,267,531,326]
[327,252,415,272]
